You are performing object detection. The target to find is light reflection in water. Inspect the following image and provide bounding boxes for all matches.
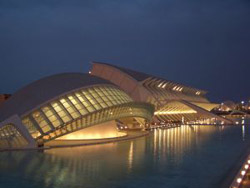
[152,125,219,164]
[242,125,245,141]
[128,142,134,172]
[241,118,249,141]
[0,125,249,188]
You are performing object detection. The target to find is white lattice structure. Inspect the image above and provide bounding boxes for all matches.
[0,73,154,150]
[90,62,231,124]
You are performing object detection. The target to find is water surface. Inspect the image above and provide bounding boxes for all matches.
[1,125,250,188]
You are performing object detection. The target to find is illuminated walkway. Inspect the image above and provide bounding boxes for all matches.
[45,131,149,148]
[240,169,250,188]
[230,153,250,188]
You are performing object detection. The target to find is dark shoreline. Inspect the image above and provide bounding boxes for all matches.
[218,141,250,188]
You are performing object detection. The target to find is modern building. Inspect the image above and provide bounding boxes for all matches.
[0,63,232,150]
[90,62,231,124]
[0,73,154,150]
[215,101,237,112]
[212,100,250,118]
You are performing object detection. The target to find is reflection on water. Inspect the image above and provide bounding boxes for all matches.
[128,142,134,172]
[1,125,250,188]
[242,125,245,141]
[152,126,221,165]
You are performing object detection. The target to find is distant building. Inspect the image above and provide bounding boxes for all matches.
[218,101,236,111]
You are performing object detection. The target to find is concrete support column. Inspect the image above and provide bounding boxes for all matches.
[0,114,37,148]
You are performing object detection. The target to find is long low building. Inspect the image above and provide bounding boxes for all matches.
[90,62,231,124]
[0,73,154,149]
[0,63,231,150]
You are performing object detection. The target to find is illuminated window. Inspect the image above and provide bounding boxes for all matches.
[42,106,61,127]
[83,89,102,110]
[22,117,41,138]
[91,89,108,108]
[32,111,51,133]
[60,98,80,119]
[99,88,116,105]
[75,92,95,112]
[68,95,88,115]
[0,124,28,148]
[51,102,71,123]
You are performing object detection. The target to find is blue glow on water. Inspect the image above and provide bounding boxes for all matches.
[1,125,250,188]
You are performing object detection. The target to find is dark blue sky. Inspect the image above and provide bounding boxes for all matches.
[0,0,249,102]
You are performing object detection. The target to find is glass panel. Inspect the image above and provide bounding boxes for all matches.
[88,88,99,97]
[51,102,71,123]
[75,92,95,112]
[60,98,80,119]
[32,111,51,133]
[101,89,116,106]
[68,95,88,115]
[42,106,61,127]
[82,90,102,110]
[22,117,41,138]
[71,121,77,130]
[92,88,108,108]
[0,124,28,149]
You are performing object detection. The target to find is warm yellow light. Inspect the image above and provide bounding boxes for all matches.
[245,164,249,169]
[158,83,163,87]
[241,170,246,176]
[162,83,167,88]
[196,91,201,95]
[154,110,197,115]
[237,178,242,184]
[56,121,126,140]
[58,132,126,140]
[171,86,183,92]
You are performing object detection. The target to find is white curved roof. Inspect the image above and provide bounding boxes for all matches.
[0,73,113,122]
[92,61,208,94]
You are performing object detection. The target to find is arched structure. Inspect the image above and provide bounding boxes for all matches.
[229,110,248,116]
[90,62,231,124]
[0,73,154,149]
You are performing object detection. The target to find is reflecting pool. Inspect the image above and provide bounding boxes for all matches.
[1,125,250,188]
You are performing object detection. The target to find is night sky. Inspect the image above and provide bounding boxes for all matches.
[0,0,249,102]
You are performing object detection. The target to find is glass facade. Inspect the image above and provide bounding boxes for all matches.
[0,124,28,149]
[20,85,153,142]
[42,103,153,141]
